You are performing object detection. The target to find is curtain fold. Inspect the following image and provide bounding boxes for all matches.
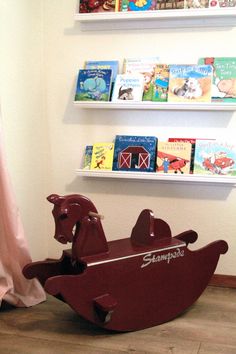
[0,109,46,307]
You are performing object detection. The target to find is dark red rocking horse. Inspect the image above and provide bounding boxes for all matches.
[23,194,228,332]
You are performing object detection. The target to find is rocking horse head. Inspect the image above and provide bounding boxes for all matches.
[47,194,98,244]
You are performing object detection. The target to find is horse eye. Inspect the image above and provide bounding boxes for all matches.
[60,213,68,220]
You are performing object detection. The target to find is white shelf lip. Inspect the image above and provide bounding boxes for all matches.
[74,101,236,111]
[76,169,236,185]
[75,8,236,30]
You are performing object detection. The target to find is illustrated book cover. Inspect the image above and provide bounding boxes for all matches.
[198,57,236,102]
[152,64,169,102]
[75,69,112,101]
[184,0,209,9]
[84,60,119,83]
[156,0,184,9]
[111,74,144,102]
[193,139,236,176]
[208,0,236,7]
[79,0,116,13]
[117,0,157,11]
[112,135,157,172]
[82,145,93,170]
[90,142,114,170]
[168,138,196,173]
[123,57,159,101]
[156,141,192,174]
[167,64,213,103]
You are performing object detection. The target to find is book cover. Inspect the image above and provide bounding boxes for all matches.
[112,74,144,102]
[118,0,157,11]
[90,143,114,170]
[156,141,192,174]
[75,69,112,101]
[184,0,209,9]
[156,0,184,8]
[168,138,196,173]
[198,57,236,102]
[112,135,157,172]
[193,139,236,176]
[84,60,119,83]
[152,64,169,102]
[209,0,236,7]
[82,145,93,170]
[168,65,213,103]
[79,0,116,13]
[123,57,159,101]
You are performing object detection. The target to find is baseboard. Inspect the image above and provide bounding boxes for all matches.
[209,274,236,288]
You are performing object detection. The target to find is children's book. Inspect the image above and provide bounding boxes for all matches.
[112,135,157,172]
[198,57,236,102]
[184,0,209,9]
[75,69,112,101]
[112,74,144,102]
[79,0,116,13]
[209,0,236,7]
[152,64,169,102]
[168,65,213,103]
[117,0,157,11]
[156,141,192,174]
[123,57,159,101]
[84,60,119,83]
[156,0,184,8]
[193,139,236,176]
[90,143,114,170]
[82,145,93,170]
[168,138,196,173]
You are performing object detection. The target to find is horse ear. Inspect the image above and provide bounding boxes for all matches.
[47,194,65,205]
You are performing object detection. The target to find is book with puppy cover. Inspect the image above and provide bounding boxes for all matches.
[112,74,144,102]
[193,139,236,176]
[90,143,114,170]
[156,141,192,174]
[198,57,236,102]
[167,65,213,103]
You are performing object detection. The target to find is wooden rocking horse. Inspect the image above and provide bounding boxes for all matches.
[23,194,228,332]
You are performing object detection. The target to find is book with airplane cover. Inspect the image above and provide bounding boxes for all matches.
[75,69,112,101]
[193,139,236,176]
[168,64,213,103]
[112,135,157,172]
[123,57,159,100]
[168,138,196,173]
[112,74,144,102]
[156,141,192,174]
[198,57,236,102]
[90,142,114,170]
[152,64,169,102]
[79,0,116,13]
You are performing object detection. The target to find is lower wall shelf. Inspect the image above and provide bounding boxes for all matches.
[76,169,236,186]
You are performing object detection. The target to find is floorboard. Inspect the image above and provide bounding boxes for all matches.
[0,286,236,354]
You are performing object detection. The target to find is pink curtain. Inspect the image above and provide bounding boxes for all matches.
[0,112,46,307]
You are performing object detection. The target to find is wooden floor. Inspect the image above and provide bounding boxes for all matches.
[1,286,236,354]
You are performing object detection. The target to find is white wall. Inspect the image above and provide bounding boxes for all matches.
[1,0,236,274]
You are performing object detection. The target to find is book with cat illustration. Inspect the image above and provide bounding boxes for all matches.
[111,74,144,102]
[198,57,236,103]
[123,57,159,101]
[90,142,114,170]
[152,64,169,102]
[167,64,213,103]
[112,135,157,172]
[75,69,112,101]
[79,0,116,13]
[193,139,236,176]
[156,141,192,174]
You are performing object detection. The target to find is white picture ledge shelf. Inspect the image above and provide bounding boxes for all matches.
[74,101,236,111]
[76,169,236,186]
[75,8,236,31]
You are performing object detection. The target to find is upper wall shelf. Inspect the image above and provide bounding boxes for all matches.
[74,101,236,111]
[75,8,236,31]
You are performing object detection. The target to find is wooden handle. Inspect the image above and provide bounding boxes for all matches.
[88,211,104,220]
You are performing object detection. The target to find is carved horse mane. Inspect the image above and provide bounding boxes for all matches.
[47,194,109,260]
